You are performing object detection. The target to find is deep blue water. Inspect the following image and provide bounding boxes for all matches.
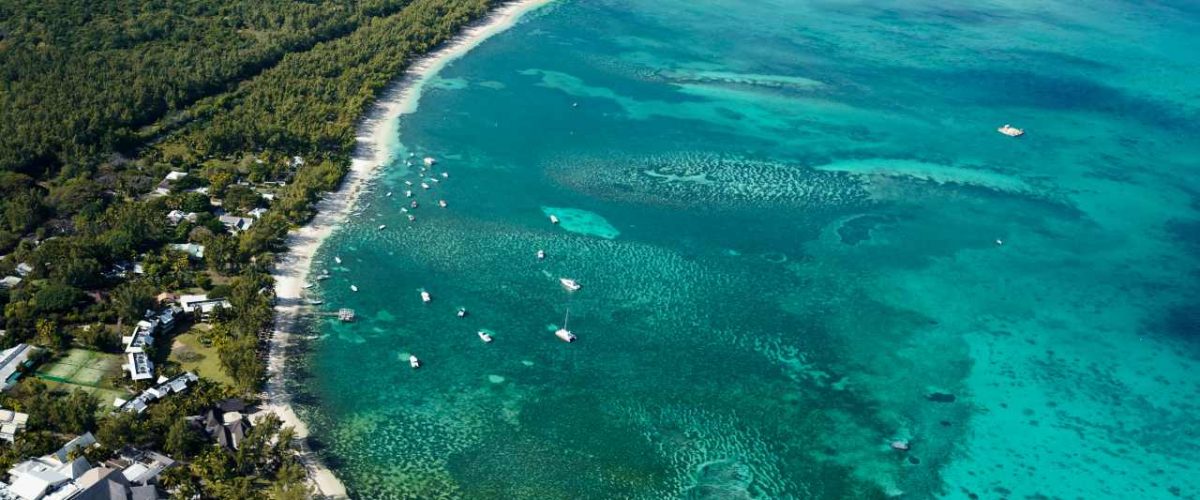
[292,1,1200,497]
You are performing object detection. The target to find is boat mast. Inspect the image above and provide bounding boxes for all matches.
[563,309,570,330]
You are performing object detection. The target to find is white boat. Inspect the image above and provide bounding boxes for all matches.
[441,172,449,178]
[305,299,324,305]
[421,290,432,303]
[423,157,436,166]
[438,200,447,208]
[421,183,430,190]
[386,192,393,197]
[457,307,468,318]
[409,355,421,369]
[430,178,440,184]
[537,249,545,260]
[316,274,331,281]
[549,214,560,224]
[334,256,343,265]
[378,224,387,230]
[478,330,493,343]
[408,214,416,222]
[405,180,413,186]
[409,152,416,158]
[303,283,315,289]
[559,277,581,292]
[350,285,359,292]
[405,190,413,198]
[997,124,1024,137]
[555,310,576,343]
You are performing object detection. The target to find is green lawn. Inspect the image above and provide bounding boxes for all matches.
[34,348,132,405]
[168,326,233,387]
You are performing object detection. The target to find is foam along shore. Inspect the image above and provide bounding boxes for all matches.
[264,1,556,497]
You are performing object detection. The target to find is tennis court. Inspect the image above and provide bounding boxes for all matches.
[34,349,131,404]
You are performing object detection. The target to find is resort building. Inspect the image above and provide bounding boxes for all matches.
[0,409,29,443]
[0,344,33,391]
[121,308,180,381]
[0,433,174,500]
[178,295,231,320]
[114,372,198,414]
[0,277,20,289]
[190,399,251,450]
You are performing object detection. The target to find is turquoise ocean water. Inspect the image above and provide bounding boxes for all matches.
[290,0,1200,497]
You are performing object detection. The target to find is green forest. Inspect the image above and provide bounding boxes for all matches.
[0,0,496,497]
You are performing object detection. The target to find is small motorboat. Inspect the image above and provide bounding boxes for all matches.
[386,192,393,197]
[438,200,447,208]
[405,180,413,186]
[421,290,432,303]
[305,299,324,305]
[555,310,576,343]
[350,285,359,292]
[378,224,387,230]
[549,214,560,224]
[430,178,440,184]
[303,283,315,289]
[441,172,449,178]
[411,200,419,209]
[409,152,416,158]
[478,330,493,343]
[995,239,1004,246]
[457,307,468,318]
[891,440,910,451]
[423,157,436,166]
[405,190,413,198]
[537,249,545,260]
[997,124,1024,137]
[334,256,343,265]
[409,355,421,369]
[408,214,416,222]
[559,277,581,292]
[421,183,430,190]
[316,274,331,281]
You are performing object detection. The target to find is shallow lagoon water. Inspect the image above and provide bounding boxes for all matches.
[291,0,1200,498]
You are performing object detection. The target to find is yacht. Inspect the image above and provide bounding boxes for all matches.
[997,124,1024,137]
[405,190,413,198]
[478,330,493,343]
[305,299,324,306]
[441,172,449,178]
[386,192,393,197]
[378,224,387,230]
[421,182,430,190]
[405,180,413,186]
[559,277,582,292]
[350,285,359,292]
[555,310,576,343]
[457,307,468,318]
[334,256,343,265]
[438,200,447,208]
[421,290,432,303]
[537,249,545,260]
[409,355,421,369]
[549,214,560,224]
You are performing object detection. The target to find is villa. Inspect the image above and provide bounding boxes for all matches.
[218,215,253,232]
[121,308,180,381]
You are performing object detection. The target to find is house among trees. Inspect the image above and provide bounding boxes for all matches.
[153,171,189,196]
[164,210,199,225]
[217,215,253,232]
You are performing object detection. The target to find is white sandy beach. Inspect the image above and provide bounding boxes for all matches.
[262,0,556,497]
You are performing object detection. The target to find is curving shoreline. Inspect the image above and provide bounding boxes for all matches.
[264,0,556,497]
